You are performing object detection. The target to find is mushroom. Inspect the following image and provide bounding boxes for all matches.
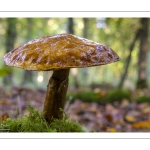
[3,33,120,123]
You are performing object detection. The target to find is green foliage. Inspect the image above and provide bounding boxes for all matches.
[50,117,84,132]
[135,95,150,103]
[103,89,131,103]
[0,105,84,132]
[67,91,102,103]
[67,89,132,104]
[0,66,12,77]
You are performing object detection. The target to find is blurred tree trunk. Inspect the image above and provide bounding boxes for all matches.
[118,29,141,89]
[68,18,79,88]
[83,18,88,38]
[22,18,33,84]
[136,18,149,89]
[68,18,74,35]
[3,18,17,85]
[82,18,89,86]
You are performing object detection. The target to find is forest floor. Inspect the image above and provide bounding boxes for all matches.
[1,86,150,132]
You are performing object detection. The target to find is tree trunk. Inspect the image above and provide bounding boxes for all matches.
[68,18,79,88]
[22,18,33,84]
[82,18,89,86]
[83,18,88,38]
[136,18,149,89]
[3,18,17,85]
[68,18,74,35]
[118,29,141,88]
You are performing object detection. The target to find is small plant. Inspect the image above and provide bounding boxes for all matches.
[0,105,84,132]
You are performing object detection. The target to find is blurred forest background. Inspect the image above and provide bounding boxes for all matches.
[1,18,150,132]
[0,18,150,89]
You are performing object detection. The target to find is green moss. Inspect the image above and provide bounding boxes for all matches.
[103,89,131,103]
[0,105,84,132]
[135,95,150,103]
[67,91,102,103]
[67,89,131,104]
[50,118,84,132]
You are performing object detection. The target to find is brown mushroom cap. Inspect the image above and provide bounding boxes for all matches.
[3,33,120,71]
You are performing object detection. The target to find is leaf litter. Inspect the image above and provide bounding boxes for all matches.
[1,87,150,132]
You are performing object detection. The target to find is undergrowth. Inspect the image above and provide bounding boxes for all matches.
[0,105,84,132]
[67,91,102,103]
[135,95,150,103]
[67,89,132,104]
[103,89,131,103]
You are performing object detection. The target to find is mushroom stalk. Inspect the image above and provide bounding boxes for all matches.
[43,69,70,123]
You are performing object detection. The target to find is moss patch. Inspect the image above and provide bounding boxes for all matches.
[0,105,84,132]
[135,95,150,103]
[67,91,102,103]
[67,89,132,104]
[103,89,131,103]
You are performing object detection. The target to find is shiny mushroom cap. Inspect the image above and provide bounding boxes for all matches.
[3,33,120,71]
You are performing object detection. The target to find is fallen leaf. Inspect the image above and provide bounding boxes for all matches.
[105,114,113,122]
[0,113,9,121]
[132,121,150,129]
[124,115,135,123]
[107,127,117,132]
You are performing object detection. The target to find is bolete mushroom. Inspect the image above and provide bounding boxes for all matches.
[3,33,120,123]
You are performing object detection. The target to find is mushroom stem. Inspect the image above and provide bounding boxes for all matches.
[43,69,70,123]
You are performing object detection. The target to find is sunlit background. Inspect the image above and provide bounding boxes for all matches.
[1,18,148,90]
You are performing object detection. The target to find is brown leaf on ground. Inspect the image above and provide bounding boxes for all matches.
[132,121,150,129]
[0,113,9,121]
